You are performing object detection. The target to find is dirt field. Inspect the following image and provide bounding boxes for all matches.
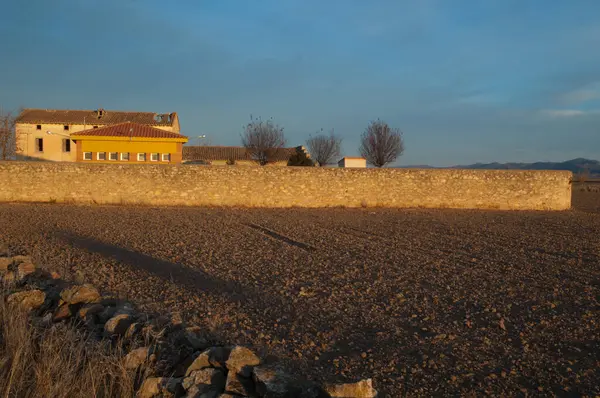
[0,190,598,396]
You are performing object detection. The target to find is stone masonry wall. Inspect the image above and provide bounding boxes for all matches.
[0,162,572,210]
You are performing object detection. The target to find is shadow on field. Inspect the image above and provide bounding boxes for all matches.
[55,230,268,307]
[53,230,403,382]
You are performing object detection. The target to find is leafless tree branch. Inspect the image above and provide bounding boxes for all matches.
[306,129,342,166]
[0,107,21,160]
[359,120,404,167]
[241,117,286,166]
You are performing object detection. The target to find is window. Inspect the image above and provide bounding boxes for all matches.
[83,152,92,160]
[150,153,159,162]
[109,152,118,161]
[93,126,98,129]
[137,153,146,161]
[35,138,43,152]
[162,153,170,162]
[63,125,69,131]
[36,125,41,130]
[121,152,130,161]
[62,139,71,153]
[97,152,106,161]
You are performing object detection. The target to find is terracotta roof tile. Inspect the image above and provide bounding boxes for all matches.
[183,146,300,162]
[16,108,177,126]
[71,123,187,140]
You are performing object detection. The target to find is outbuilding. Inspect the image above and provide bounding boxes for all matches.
[338,157,367,168]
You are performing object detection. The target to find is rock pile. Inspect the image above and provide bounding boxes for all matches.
[0,253,378,398]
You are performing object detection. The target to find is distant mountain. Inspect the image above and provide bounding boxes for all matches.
[399,158,600,176]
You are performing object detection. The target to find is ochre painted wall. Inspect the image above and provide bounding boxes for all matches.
[0,162,572,210]
[75,139,182,163]
[16,123,179,162]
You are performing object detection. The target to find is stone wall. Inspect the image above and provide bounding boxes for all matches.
[0,162,572,210]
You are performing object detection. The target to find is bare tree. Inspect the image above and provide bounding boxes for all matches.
[241,116,286,165]
[0,108,20,160]
[306,129,342,166]
[359,120,404,167]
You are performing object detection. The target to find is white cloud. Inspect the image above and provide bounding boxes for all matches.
[559,82,600,105]
[540,109,586,117]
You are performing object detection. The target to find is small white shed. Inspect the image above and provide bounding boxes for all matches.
[338,157,367,168]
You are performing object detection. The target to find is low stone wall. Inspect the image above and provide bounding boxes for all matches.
[1,252,377,397]
[0,162,572,210]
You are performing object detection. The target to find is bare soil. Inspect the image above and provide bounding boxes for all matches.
[0,190,598,396]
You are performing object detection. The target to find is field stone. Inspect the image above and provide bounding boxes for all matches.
[186,385,221,398]
[253,364,297,398]
[53,303,72,322]
[186,347,230,376]
[78,303,104,319]
[16,262,36,279]
[226,346,260,377]
[0,257,12,272]
[7,289,45,311]
[324,379,377,398]
[10,255,32,266]
[2,271,15,284]
[60,284,101,305]
[104,313,134,336]
[225,372,255,396]
[123,346,155,369]
[138,377,183,398]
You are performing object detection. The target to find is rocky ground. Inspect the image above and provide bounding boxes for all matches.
[0,189,598,397]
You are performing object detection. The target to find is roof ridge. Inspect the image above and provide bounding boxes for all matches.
[20,108,175,115]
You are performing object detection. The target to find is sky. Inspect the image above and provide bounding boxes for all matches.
[1,0,599,166]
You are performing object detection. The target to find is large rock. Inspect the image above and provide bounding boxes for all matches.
[53,303,73,322]
[78,303,104,319]
[225,372,255,396]
[7,289,45,311]
[137,377,182,398]
[252,365,325,398]
[183,368,226,395]
[60,284,101,305]
[0,257,12,272]
[226,346,260,378]
[16,262,36,280]
[124,346,155,369]
[253,365,297,398]
[324,379,377,398]
[186,347,230,376]
[104,314,134,336]
[186,385,221,398]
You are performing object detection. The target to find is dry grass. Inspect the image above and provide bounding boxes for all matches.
[0,289,136,398]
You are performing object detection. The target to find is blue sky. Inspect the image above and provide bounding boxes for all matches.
[1,0,599,166]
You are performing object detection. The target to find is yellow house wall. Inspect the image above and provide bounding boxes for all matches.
[76,139,183,163]
[79,140,180,154]
[16,122,178,162]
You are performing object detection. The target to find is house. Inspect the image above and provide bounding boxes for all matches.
[338,157,367,168]
[182,145,311,166]
[70,122,188,163]
[15,108,180,162]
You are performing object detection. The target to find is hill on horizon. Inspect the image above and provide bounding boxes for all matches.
[399,158,600,176]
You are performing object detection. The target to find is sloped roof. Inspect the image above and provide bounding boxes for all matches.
[71,123,187,141]
[16,108,177,126]
[183,146,300,162]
